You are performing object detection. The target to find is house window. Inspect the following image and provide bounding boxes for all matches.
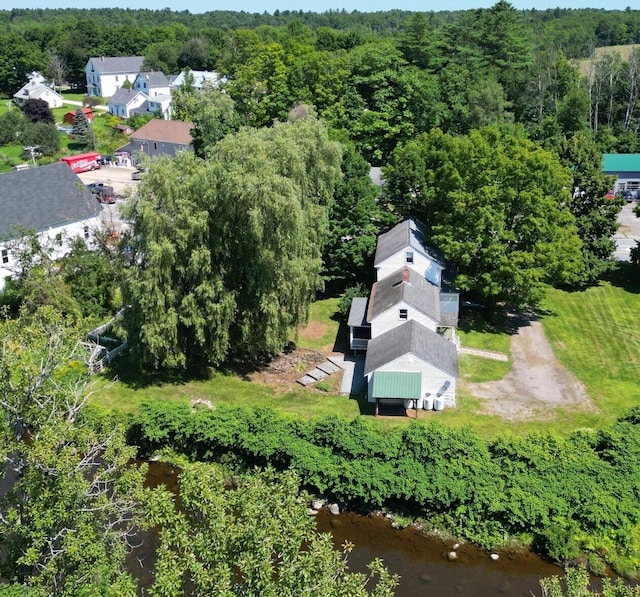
[399,309,408,320]
[1,249,8,264]
[153,142,158,150]
[84,226,90,239]
[115,76,119,82]
[55,233,63,246]
[406,251,414,264]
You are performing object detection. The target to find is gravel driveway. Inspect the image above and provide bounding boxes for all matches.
[464,315,596,421]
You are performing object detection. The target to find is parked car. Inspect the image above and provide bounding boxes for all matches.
[86,182,107,193]
[94,185,116,204]
[619,190,634,203]
[131,170,143,181]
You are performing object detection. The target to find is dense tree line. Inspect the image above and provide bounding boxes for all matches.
[131,400,640,577]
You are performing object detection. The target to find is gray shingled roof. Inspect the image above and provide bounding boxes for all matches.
[0,163,97,238]
[88,56,144,74]
[374,218,445,267]
[131,119,194,145]
[110,87,146,107]
[368,267,440,323]
[136,71,170,87]
[364,319,459,378]
[347,296,370,328]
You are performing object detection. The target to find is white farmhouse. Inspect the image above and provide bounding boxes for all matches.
[85,56,144,98]
[347,218,460,415]
[364,319,459,413]
[13,80,64,109]
[0,163,101,290]
[171,69,222,91]
[108,88,149,119]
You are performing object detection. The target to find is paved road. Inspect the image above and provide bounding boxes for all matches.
[614,201,640,261]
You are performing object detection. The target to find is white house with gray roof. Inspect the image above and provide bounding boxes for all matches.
[368,266,441,338]
[0,163,101,290]
[133,72,171,98]
[364,319,459,413]
[108,88,148,119]
[85,56,145,98]
[375,218,446,286]
[13,79,64,109]
[347,218,460,414]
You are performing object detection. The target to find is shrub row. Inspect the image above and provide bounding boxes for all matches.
[127,401,640,575]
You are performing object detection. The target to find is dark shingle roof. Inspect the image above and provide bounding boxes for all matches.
[347,296,370,328]
[131,119,194,145]
[368,267,440,323]
[136,71,170,87]
[0,163,97,237]
[89,56,144,74]
[364,319,458,378]
[110,87,146,106]
[374,218,445,267]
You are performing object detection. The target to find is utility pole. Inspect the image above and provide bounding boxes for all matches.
[23,145,40,168]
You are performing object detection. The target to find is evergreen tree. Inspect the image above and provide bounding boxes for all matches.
[71,107,93,148]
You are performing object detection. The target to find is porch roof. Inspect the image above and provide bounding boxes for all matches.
[370,371,421,399]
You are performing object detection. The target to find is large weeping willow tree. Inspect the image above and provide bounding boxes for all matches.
[121,116,342,369]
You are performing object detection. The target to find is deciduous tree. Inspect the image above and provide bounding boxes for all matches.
[122,116,342,369]
[147,464,398,597]
[383,126,583,307]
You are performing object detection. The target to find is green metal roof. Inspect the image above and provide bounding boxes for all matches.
[370,371,421,399]
[602,154,640,173]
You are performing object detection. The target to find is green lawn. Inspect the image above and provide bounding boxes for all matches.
[540,264,640,427]
[91,367,364,420]
[90,265,640,439]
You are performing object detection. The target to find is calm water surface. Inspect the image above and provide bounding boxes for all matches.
[146,462,566,597]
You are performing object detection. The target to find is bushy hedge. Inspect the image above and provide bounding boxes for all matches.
[129,401,640,575]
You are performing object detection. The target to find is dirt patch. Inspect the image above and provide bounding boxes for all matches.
[463,314,597,421]
[244,348,328,386]
[298,321,328,341]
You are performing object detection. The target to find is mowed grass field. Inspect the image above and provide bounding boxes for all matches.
[541,266,640,427]
[91,265,640,439]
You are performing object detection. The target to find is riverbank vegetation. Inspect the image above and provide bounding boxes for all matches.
[130,399,640,577]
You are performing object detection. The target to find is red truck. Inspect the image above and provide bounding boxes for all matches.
[60,152,101,173]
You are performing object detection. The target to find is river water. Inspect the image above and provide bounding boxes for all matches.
[315,508,563,596]
[145,462,568,597]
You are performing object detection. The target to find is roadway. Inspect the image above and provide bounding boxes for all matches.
[614,201,640,262]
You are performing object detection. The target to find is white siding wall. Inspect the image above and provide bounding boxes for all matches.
[93,73,138,99]
[370,302,439,339]
[37,89,63,108]
[376,248,443,287]
[367,353,456,407]
[0,216,101,291]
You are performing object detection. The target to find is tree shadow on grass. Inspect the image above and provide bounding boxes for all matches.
[600,262,640,294]
[103,353,212,390]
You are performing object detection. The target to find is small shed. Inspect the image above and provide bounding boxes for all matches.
[63,107,93,125]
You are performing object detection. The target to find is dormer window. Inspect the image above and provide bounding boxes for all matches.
[406,251,414,264]
[399,309,408,320]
